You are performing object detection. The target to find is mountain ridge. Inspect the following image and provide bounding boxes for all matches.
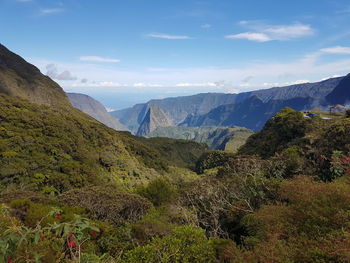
[68,92,127,131]
[180,96,315,131]
[112,76,343,133]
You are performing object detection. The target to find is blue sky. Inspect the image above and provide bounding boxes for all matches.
[1,0,350,109]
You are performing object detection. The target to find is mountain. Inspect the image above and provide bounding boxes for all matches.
[112,93,238,133]
[136,104,173,136]
[148,126,253,150]
[67,92,127,131]
[180,96,314,131]
[326,74,350,106]
[112,77,343,133]
[0,44,70,108]
[0,45,206,191]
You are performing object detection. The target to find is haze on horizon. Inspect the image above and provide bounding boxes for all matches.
[1,0,350,109]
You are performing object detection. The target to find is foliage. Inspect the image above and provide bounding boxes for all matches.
[195,151,236,174]
[123,226,217,263]
[0,205,100,263]
[137,178,177,206]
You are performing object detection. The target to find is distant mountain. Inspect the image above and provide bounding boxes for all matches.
[112,77,343,133]
[112,93,238,133]
[180,96,315,131]
[326,74,350,106]
[67,93,127,131]
[148,126,253,150]
[0,44,70,108]
[136,105,173,136]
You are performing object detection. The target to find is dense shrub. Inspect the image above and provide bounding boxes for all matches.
[137,178,177,206]
[195,151,236,174]
[123,226,217,263]
[239,176,350,262]
[59,186,152,225]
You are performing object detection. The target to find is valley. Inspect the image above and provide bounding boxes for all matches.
[1,3,350,260]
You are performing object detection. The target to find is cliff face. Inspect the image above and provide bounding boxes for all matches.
[67,93,127,131]
[180,96,315,131]
[326,74,350,106]
[136,105,173,136]
[0,44,70,108]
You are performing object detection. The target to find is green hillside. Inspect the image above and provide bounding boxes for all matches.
[0,94,171,192]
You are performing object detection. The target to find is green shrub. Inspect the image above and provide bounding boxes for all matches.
[123,225,216,263]
[137,178,177,206]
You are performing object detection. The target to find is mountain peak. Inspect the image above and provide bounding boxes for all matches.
[0,44,70,108]
[136,104,173,136]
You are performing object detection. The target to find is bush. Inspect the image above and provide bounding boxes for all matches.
[137,178,177,206]
[59,186,152,225]
[238,176,350,262]
[123,225,216,263]
[195,151,236,174]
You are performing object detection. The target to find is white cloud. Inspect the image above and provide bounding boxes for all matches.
[40,8,64,15]
[73,81,125,88]
[146,33,191,40]
[320,46,350,55]
[320,75,341,81]
[106,107,116,112]
[79,56,121,63]
[226,32,271,42]
[201,24,211,29]
[227,22,314,42]
[175,82,217,87]
[263,80,309,88]
[133,83,163,88]
[46,64,77,81]
[264,24,313,40]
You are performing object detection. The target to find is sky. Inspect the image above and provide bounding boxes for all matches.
[1,0,350,110]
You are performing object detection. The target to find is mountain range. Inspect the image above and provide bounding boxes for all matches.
[111,76,344,133]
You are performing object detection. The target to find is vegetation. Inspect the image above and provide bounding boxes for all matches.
[0,94,198,192]
[136,136,208,170]
[3,90,350,262]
